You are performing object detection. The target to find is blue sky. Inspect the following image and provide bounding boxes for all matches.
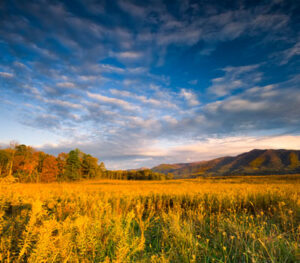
[0,0,299,169]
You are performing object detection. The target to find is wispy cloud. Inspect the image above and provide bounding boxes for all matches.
[208,65,261,97]
[0,72,14,78]
[87,91,138,111]
[56,82,76,88]
[280,40,300,65]
[110,88,177,109]
[115,51,142,59]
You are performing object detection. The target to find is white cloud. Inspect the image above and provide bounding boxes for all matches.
[110,89,132,97]
[0,72,14,78]
[100,64,125,73]
[23,85,42,97]
[127,67,147,74]
[87,91,137,111]
[169,135,300,159]
[115,51,142,59]
[123,79,137,86]
[163,115,178,125]
[110,88,177,109]
[14,62,28,69]
[47,99,83,110]
[208,64,261,97]
[280,41,300,65]
[79,75,97,81]
[118,1,147,17]
[222,99,266,112]
[180,89,199,106]
[56,82,75,88]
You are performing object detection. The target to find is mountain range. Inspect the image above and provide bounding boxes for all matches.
[151,149,300,178]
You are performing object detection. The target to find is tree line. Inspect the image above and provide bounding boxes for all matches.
[104,169,174,180]
[0,143,172,182]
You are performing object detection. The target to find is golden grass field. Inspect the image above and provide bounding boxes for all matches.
[0,175,299,262]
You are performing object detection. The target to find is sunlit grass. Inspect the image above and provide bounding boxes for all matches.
[0,175,299,262]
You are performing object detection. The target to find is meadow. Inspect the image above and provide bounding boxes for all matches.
[0,175,299,262]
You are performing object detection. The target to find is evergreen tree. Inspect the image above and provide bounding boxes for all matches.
[65,149,81,180]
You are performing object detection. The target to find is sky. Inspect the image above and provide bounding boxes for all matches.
[0,0,300,169]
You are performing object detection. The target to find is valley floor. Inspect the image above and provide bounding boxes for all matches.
[1,175,299,262]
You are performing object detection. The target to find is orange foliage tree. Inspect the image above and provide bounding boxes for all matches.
[41,155,59,183]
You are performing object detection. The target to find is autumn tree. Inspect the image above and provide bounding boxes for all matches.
[0,142,173,182]
[57,152,68,181]
[81,154,98,179]
[289,152,299,168]
[41,155,59,183]
[0,150,10,177]
[13,144,38,182]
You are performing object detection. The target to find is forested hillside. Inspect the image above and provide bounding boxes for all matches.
[152,149,300,178]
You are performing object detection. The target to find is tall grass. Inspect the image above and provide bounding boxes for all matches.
[0,176,299,262]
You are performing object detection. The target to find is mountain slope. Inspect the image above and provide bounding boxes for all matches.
[151,149,300,178]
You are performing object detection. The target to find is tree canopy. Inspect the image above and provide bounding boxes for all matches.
[0,143,173,182]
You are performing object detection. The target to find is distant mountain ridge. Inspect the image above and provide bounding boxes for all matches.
[151,149,300,178]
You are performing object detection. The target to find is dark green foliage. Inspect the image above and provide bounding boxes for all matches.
[65,149,82,180]
[102,169,174,180]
